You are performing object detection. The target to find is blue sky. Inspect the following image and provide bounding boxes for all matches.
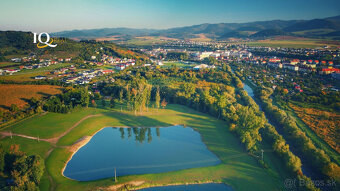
[0,0,339,32]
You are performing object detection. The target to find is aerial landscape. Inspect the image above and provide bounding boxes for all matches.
[0,0,339,190]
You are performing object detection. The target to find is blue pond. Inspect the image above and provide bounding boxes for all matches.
[139,183,234,191]
[63,126,221,181]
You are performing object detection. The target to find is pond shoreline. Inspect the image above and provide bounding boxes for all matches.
[100,180,233,191]
[61,125,218,183]
[133,181,231,191]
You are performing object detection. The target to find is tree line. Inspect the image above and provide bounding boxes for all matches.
[256,86,340,184]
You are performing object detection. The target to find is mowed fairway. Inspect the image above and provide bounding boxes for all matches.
[0,84,63,111]
[0,104,289,191]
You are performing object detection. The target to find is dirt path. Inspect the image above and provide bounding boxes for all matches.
[0,114,102,145]
[44,114,102,144]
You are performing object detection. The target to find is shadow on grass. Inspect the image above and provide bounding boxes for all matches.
[0,105,10,110]
[37,91,53,98]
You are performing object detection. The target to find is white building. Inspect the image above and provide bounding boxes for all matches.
[193,64,216,70]
[195,52,213,60]
[284,64,299,71]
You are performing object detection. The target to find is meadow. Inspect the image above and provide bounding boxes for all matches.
[0,103,291,191]
[289,103,340,154]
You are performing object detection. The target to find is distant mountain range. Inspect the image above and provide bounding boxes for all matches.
[53,15,340,40]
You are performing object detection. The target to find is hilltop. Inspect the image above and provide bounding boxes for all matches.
[53,15,340,40]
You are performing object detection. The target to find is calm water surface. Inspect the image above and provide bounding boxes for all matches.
[64,125,220,181]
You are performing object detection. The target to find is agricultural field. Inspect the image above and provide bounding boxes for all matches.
[0,62,20,68]
[244,38,340,49]
[289,103,340,153]
[189,33,213,42]
[126,36,177,45]
[0,104,291,191]
[0,63,72,82]
[0,84,63,111]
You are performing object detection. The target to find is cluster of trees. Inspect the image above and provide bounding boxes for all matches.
[290,91,340,112]
[0,97,44,125]
[0,31,35,51]
[153,70,266,152]
[202,57,218,65]
[257,87,340,183]
[166,52,189,60]
[96,78,164,113]
[43,87,90,113]
[0,145,44,191]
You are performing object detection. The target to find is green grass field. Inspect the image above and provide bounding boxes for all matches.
[162,61,196,69]
[3,108,99,138]
[0,104,291,191]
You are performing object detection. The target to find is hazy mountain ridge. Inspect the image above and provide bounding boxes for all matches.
[53,15,340,40]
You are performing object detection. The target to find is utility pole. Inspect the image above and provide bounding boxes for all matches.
[114,167,117,182]
[10,131,12,139]
[38,135,39,142]
[261,149,264,160]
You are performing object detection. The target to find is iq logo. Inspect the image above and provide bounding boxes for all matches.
[33,32,57,48]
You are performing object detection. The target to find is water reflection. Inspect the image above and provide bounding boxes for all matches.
[114,127,161,144]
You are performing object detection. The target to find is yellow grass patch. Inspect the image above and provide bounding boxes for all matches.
[290,104,340,153]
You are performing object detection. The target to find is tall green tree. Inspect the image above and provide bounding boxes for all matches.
[155,86,160,109]
[10,104,19,113]
[119,89,124,102]
[0,145,5,172]
[101,98,106,107]
[110,97,115,108]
